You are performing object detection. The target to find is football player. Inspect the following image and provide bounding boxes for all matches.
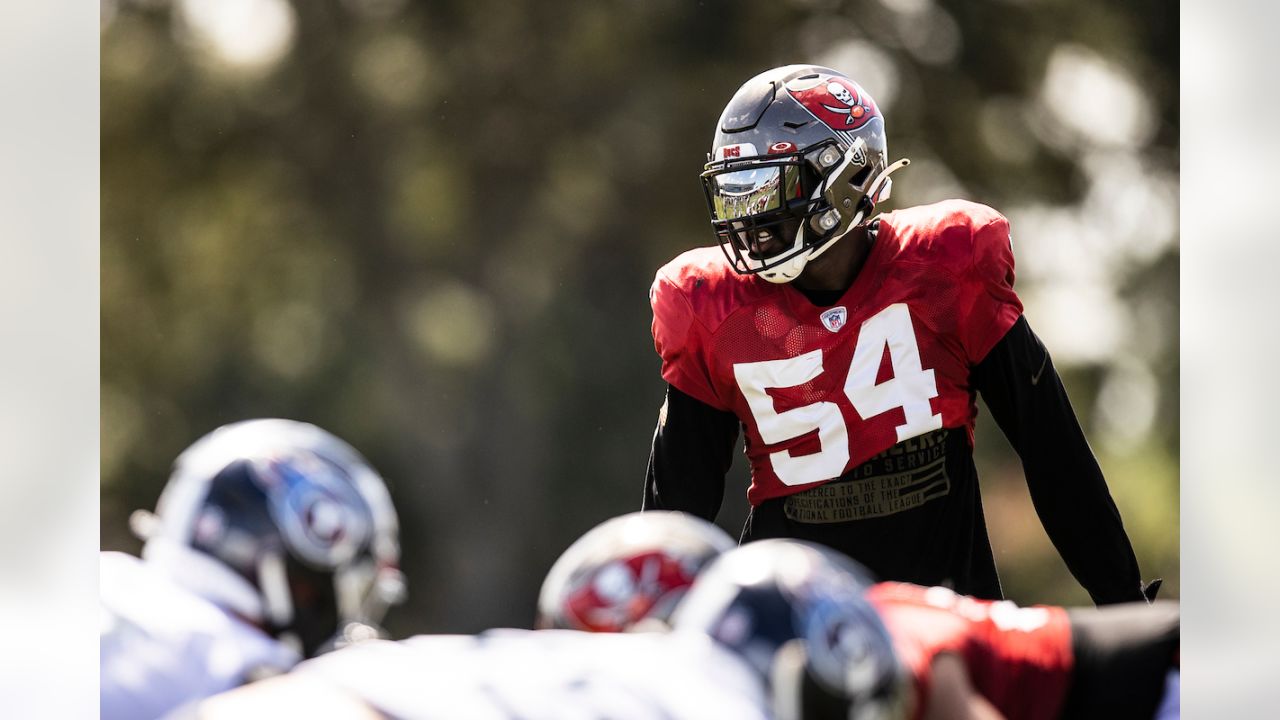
[672,539,1180,720]
[193,628,771,719]
[643,64,1151,604]
[535,510,735,632]
[100,418,406,720]
[192,512,761,719]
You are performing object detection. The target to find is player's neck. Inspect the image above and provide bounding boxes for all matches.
[792,225,874,302]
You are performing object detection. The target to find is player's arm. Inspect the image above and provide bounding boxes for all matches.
[921,653,1006,720]
[644,265,739,521]
[642,383,739,521]
[971,316,1144,605]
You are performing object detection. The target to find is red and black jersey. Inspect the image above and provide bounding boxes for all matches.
[650,200,1020,505]
[643,199,1144,605]
[867,582,1074,720]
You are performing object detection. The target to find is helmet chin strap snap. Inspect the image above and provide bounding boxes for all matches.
[813,209,841,233]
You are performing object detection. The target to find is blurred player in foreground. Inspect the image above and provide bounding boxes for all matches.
[194,511,762,720]
[535,510,735,632]
[100,419,406,720]
[672,539,1180,720]
[195,626,770,719]
[194,529,1176,719]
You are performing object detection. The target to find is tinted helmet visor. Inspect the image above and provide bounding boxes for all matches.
[701,146,832,274]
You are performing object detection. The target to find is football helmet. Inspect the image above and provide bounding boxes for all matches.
[671,539,906,720]
[701,65,910,284]
[536,511,736,633]
[132,418,406,657]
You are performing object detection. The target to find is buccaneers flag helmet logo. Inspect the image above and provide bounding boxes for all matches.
[788,77,880,131]
[562,550,698,633]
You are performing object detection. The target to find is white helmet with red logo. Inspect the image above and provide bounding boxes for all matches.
[536,511,736,633]
[701,65,910,283]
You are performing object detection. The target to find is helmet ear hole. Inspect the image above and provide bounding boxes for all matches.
[850,165,873,189]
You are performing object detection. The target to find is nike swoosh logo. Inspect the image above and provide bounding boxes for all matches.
[1030,353,1049,385]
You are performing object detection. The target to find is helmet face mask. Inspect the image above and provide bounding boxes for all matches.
[701,142,831,278]
[703,65,906,284]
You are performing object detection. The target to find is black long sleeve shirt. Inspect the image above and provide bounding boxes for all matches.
[644,315,1144,605]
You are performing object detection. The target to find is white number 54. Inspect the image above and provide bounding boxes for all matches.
[733,303,942,486]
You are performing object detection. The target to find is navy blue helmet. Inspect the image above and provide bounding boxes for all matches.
[671,539,907,720]
[133,419,405,656]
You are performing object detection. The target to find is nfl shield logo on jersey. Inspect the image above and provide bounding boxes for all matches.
[820,306,848,332]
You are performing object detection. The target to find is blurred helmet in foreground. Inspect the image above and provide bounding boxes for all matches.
[133,418,406,657]
[671,539,906,720]
[701,64,908,284]
[537,511,736,632]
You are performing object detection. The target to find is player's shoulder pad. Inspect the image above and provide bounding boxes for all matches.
[876,199,1011,274]
[651,246,765,336]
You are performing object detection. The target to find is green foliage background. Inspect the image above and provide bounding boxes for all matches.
[102,0,1178,634]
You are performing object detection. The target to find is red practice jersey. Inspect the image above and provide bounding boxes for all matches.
[868,582,1074,720]
[650,200,1022,506]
